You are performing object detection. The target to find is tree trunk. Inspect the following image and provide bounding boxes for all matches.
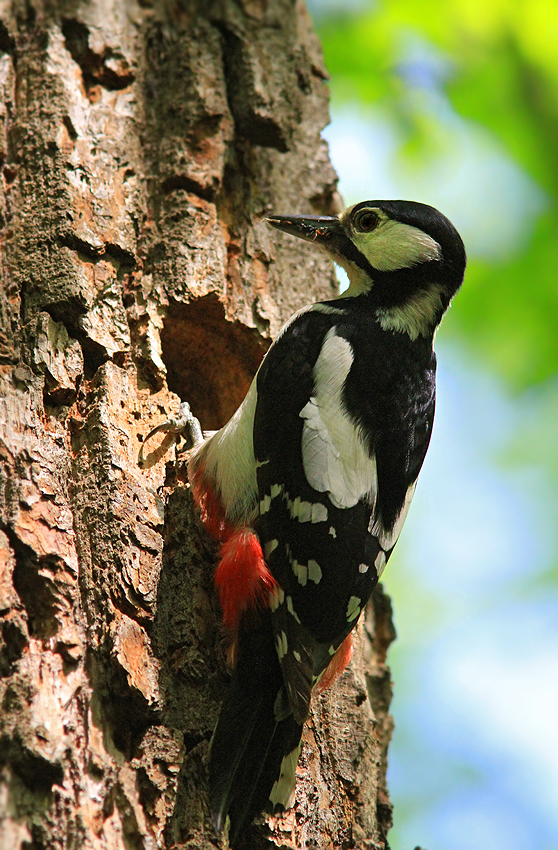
[0,1,395,848]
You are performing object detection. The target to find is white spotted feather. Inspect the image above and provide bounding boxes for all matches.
[369,481,417,551]
[268,744,301,810]
[300,328,377,510]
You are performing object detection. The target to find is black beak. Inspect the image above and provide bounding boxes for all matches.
[265,213,343,245]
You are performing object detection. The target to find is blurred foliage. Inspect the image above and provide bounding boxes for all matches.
[313,0,558,388]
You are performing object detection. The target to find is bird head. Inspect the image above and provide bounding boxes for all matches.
[266,200,466,340]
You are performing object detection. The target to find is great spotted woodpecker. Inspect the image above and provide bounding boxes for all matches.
[188,200,466,845]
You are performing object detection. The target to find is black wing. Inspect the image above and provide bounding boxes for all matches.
[253,305,436,722]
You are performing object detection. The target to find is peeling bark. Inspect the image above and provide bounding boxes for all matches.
[0,1,395,848]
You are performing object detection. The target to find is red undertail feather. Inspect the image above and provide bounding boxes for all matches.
[189,462,277,658]
[316,633,354,693]
[189,462,234,542]
[215,529,278,630]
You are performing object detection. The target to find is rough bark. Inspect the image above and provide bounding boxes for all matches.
[0,1,395,848]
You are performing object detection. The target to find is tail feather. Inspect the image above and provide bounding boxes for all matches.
[209,615,303,847]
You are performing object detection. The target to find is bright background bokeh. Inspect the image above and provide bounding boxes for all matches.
[307,1,558,847]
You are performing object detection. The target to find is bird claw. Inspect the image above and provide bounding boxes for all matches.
[138,402,203,467]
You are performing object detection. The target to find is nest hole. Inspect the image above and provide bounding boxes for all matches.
[160,294,270,431]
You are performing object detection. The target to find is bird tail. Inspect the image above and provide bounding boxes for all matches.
[209,616,303,847]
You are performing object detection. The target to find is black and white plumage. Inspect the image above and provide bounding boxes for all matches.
[188,200,466,845]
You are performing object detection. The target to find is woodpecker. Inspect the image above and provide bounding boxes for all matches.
[188,200,466,845]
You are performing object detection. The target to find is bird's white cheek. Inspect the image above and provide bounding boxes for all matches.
[353,220,441,272]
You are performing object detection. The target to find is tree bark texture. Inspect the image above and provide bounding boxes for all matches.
[0,1,395,848]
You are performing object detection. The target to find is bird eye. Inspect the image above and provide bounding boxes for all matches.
[353,209,379,233]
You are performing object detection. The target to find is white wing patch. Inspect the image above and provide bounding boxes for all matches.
[276,631,288,660]
[374,550,386,577]
[269,584,285,611]
[268,744,301,811]
[346,595,361,623]
[284,492,328,523]
[311,503,328,523]
[286,544,323,586]
[300,328,377,510]
[292,557,322,587]
[286,595,302,624]
[264,539,279,559]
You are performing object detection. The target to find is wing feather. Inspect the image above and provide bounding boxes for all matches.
[251,308,434,721]
[300,330,378,510]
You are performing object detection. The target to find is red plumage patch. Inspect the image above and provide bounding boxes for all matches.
[191,461,356,688]
[316,633,353,693]
[215,529,278,630]
[189,462,277,648]
[189,463,234,542]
